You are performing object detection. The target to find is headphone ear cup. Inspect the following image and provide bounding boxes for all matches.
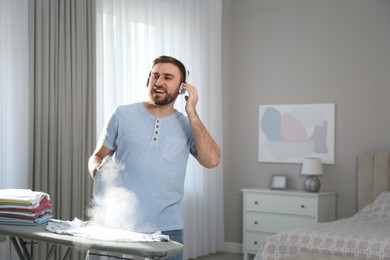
[146,78,149,87]
[184,69,189,83]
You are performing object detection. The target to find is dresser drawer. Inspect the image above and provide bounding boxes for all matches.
[245,212,315,233]
[242,189,337,258]
[246,193,316,216]
[244,232,269,252]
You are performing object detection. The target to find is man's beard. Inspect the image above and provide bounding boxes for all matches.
[150,90,179,106]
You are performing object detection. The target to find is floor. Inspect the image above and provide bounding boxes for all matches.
[190,252,243,260]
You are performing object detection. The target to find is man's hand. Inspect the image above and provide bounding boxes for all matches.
[182,83,199,116]
[182,83,221,168]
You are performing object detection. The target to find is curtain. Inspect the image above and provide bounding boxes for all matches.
[0,0,30,191]
[0,0,30,258]
[29,0,96,259]
[96,1,224,259]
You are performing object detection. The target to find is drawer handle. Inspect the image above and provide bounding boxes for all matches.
[254,201,259,205]
[301,204,305,208]
[254,241,258,245]
[254,221,258,225]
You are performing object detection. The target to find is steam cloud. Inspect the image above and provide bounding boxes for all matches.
[87,157,138,231]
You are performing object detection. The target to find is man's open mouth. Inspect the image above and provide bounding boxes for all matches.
[153,87,166,94]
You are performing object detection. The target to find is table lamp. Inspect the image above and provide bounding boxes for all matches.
[301,157,323,192]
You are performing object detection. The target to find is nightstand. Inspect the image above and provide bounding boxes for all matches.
[241,189,337,260]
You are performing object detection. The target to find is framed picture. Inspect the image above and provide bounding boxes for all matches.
[269,175,287,190]
[259,103,335,164]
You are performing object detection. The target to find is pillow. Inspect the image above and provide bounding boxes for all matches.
[355,191,390,218]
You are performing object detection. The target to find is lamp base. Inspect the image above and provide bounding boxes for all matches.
[304,175,321,192]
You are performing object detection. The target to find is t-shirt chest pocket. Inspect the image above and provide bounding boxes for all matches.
[163,137,188,163]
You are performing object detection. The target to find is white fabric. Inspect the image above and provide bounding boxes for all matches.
[96,1,224,259]
[46,218,169,242]
[0,1,30,259]
[0,189,49,206]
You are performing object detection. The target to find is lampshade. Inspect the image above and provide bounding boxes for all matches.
[301,157,323,176]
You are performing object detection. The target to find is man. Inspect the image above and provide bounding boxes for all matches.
[88,55,220,260]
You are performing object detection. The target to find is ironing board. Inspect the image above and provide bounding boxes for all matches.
[0,223,183,260]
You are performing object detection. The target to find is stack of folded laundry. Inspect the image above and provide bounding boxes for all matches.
[0,189,52,225]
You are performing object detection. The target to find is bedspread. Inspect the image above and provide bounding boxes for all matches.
[256,216,390,259]
[256,191,390,260]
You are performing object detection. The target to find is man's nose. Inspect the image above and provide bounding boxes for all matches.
[155,76,163,86]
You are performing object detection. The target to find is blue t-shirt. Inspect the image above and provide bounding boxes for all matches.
[99,102,195,232]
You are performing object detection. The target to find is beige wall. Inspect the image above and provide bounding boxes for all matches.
[222,0,390,244]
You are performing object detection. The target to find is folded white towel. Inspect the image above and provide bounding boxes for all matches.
[0,189,50,207]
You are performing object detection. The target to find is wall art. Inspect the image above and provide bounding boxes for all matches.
[259,103,335,164]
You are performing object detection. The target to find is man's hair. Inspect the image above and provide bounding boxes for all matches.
[152,55,188,83]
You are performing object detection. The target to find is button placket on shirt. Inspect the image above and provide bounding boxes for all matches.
[152,119,161,142]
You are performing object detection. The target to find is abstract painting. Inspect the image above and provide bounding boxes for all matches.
[258,103,335,164]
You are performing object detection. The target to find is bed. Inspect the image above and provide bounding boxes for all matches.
[255,152,390,260]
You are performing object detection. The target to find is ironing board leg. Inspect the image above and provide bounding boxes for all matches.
[46,244,72,260]
[62,247,72,260]
[46,244,57,259]
[10,237,33,260]
[10,237,72,260]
